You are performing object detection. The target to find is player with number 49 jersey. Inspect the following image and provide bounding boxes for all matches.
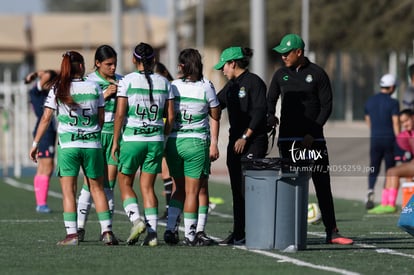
[117,72,174,142]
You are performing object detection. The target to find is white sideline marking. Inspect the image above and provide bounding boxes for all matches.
[4,177,62,199]
[3,177,126,215]
[238,246,360,275]
[310,232,414,259]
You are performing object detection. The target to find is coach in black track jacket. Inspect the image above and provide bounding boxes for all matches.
[267,34,353,245]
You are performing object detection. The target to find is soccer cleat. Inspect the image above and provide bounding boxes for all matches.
[164,230,179,245]
[57,234,79,246]
[382,205,397,214]
[368,204,387,214]
[141,232,158,247]
[326,229,353,245]
[365,189,375,210]
[126,219,146,245]
[183,237,197,246]
[101,231,119,245]
[195,231,216,246]
[77,228,86,242]
[368,204,397,214]
[36,205,51,214]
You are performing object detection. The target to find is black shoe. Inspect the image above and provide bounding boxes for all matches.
[233,237,246,245]
[195,231,216,246]
[141,232,158,247]
[183,237,197,246]
[164,230,179,245]
[101,231,119,245]
[365,189,375,209]
[219,232,234,246]
[219,232,245,246]
[77,228,86,242]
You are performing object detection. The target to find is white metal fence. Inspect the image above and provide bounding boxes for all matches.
[0,69,34,178]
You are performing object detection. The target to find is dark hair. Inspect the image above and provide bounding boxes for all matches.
[235,47,253,69]
[178,48,203,81]
[43,69,58,90]
[408,64,414,79]
[133,42,155,102]
[400,108,413,117]
[154,62,173,81]
[94,44,117,70]
[52,51,84,106]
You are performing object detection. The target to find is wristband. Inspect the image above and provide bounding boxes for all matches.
[32,141,39,148]
[242,134,248,140]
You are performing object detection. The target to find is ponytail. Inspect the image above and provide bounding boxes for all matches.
[133,43,155,103]
[53,51,84,106]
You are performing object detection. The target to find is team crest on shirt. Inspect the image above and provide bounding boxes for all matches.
[306,74,313,83]
[239,87,246,98]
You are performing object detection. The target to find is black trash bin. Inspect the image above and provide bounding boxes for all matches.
[243,158,312,251]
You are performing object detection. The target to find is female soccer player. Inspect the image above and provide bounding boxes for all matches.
[163,48,220,246]
[30,51,117,245]
[26,69,58,213]
[76,45,123,241]
[111,43,174,246]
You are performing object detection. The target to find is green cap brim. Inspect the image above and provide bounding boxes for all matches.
[273,45,291,54]
[214,61,226,70]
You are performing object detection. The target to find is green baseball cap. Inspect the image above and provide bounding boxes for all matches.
[214,46,244,70]
[273,34,305,54]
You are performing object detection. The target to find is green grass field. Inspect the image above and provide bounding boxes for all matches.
[1,174,414,275]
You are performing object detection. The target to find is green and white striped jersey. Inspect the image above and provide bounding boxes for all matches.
[44,80,105,149]
[170,78,220,140]
[117,71,173,142]
[85,71,123,134]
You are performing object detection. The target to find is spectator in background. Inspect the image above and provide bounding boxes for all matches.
[402,64,414,110]
[364,74,400,209]
[368,109,414,214]
[25,69,58,213]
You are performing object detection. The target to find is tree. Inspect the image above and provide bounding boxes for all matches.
[43,0,141,13]
[186,0,414,54]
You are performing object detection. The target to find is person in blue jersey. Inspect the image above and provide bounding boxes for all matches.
[364,74,400,213]
[111,43,175,246]
[76,45,123,241]
[163,48,221,246]
[25,69,58,213]
[29,51,117,246]
[365,73,400,211]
